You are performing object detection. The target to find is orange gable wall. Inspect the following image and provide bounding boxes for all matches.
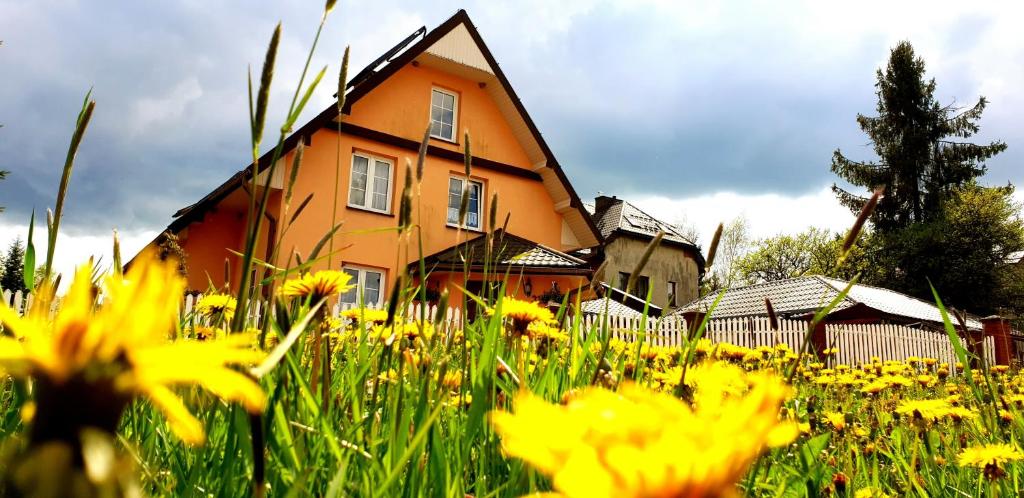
[269,62,569,294]
[274,128,564,291]
[344,64,534,168]
[177,191,279,292]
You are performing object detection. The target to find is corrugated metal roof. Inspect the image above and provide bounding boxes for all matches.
[676,275,982,330]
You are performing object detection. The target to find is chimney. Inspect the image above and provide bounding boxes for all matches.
[594,195,620,214]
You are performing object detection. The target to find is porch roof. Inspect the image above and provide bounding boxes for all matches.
[413,230,592,275]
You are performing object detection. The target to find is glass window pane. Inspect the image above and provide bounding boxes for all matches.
[349,156,369,206]
[447,179,461,224]
[430,120,443,137]
[467,183,480,228]
[341,268,360,303]
[374,161,389,180]
[372,161,390,210]
[364,271,382,305]
[442,109,454,126]
[431,106,442,124]
[432,90,443,107]
[441,123,453,140]
[442,93,455,110]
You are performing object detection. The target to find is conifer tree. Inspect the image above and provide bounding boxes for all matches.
[831,41,1006,231]
[0,237,26,293]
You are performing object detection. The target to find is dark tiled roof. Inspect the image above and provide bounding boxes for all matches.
[417,230,590,272]
[675,275,982,330]
[586,199,697,247]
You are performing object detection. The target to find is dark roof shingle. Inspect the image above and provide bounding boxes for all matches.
[586,198,697,248]
[416,230,590,272]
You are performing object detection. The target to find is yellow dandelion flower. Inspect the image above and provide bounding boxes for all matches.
[526,322,569,342]
[439,370,462,390]
[339,307,389,325]
[491,379,792,498]
[372,321,436,343]
[855,488,892,498]
[194,293,236,320]
[190,326,218,341]
[822,412,846,431]
[896,399,950,422]
[958,444,1024,479]
[489,297,554,333]
[280,270,355,301]
[0,251,265,446]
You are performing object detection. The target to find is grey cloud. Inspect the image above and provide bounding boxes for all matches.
[0,1,1020,236]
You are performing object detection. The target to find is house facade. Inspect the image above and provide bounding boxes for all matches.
[587,195,704,310]
[143,10,601,307]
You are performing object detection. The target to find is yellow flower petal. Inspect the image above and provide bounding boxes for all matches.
[145,385,205,445]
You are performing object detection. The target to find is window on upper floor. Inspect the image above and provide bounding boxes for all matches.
[430,88,458,141]
[447,176,483,230]
[348,152,393,213]
[340,265,385,307]
[635,275,650,300]
[668,281,678,307]
[617,272,649,299]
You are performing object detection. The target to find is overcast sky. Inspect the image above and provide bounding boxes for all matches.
[1,0,1022,279]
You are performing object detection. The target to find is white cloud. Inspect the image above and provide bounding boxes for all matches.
[130,76,204,133]
[630,184,856,246]
[0,222,158,292]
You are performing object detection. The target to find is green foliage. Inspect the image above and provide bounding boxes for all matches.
[831,41,1006,231]
[830,41,1019,316]
[869,183,1024,316]
[0,237,27,293]
[701,216,750,293]
[733,227,875,284]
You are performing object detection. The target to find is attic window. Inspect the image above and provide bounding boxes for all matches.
[430,88,458,141]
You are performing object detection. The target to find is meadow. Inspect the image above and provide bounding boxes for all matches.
[1,4,1022,497]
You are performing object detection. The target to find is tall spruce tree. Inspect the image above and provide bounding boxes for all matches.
[0,237,27,293]
[831,41,1006,231]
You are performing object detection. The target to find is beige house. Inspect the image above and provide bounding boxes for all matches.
[587,195,704,310]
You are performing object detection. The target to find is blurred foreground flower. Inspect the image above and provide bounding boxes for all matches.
[491,376,793,498]
[0,251,265,446]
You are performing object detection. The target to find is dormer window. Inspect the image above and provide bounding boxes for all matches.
[430,88,458,141]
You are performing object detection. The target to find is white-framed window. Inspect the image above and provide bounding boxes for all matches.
[348,152,393,213]
[430,88,458,141]
[446,176,483,230]
[667,281,678,307]
[340,266,386,307]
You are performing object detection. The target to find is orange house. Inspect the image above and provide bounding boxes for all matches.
[142,10,601,307]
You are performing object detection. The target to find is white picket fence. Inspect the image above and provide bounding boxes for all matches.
[570,313,994,367]
[3,288,999,366]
